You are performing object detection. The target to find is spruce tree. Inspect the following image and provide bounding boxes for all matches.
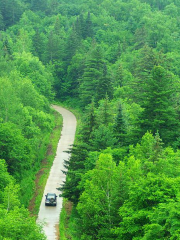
[114,102,126,146]
[59,143,90,204]
[81,101,96,143]
[84,12,93,38]
[32,29,45,60]
[79,45,104,106]
[96,64,113,103]
[139,66,179,146]
[64,26,80,65]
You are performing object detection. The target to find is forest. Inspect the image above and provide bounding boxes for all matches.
[1,0,180,239]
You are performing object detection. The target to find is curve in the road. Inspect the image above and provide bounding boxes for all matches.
[37,105,77,240]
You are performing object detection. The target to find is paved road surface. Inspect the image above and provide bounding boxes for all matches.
[37,105,77,240]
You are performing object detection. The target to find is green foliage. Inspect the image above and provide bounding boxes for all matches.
[0,122,32,177]
[60,143,90,204]
[79,45,109,106]
[89,125,117,151]
[0,159,45,239]
[2,0,180,238]
[0,0,25,28]
[138,66,180,145]
[0,207,46,239]
[77,153,126,239]
[14,52,54,100]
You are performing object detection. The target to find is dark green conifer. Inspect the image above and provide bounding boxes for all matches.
[114,102,126,146]
[84,12,93,38]
[96,64,113,103]
[59,143,90,204]
[79,45,104,106]
[139,66,179,145]
[32,29,45,60]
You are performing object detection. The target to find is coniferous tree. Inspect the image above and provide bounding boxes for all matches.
[81,101,96,143]
[139,66,180,145]
[115,63,124,87]
[84,12,93,38]
[59,143,90,204]
[75,14,85,39]
[96,64,113,103]
[79,45,104,106]
[32,29,45,60]
[96,95,113,126]
[64,26,80,65]
[54,15,61,36]
[132,45,158,104]
[114,102,126,146]
[2,37,12,58]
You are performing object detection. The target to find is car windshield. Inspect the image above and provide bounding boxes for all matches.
[47,194,55,199]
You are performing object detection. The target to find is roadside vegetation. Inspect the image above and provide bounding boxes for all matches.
[28,110,63,216]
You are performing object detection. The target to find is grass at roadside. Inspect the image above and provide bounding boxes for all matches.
[59,199,69,240]
[28,109,63,216]
[60,199,80,240]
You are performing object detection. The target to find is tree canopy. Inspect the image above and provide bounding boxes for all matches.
[2,0,180,238]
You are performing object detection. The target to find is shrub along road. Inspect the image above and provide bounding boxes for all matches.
[37,105,77,240]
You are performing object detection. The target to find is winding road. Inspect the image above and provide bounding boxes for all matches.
[37,105,77,240]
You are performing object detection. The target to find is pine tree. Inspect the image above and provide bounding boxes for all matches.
[84,12,93,38]
[79,45,104,106]
[96,95,113,126]
[81,101,96,143]
[115,63,124,87]
[139,66,180,145]
[54,15,61,36]
[32,29,45,60]
[64,25,80,65]
[59,143,90,204]
[132,45,157,103]
[2,37,12,58]
[96,64,113,103]
[114,102,126,146]
[75,14,85,39]
[46,30,64,62]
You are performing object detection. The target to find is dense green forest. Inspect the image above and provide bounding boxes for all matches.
[1,0,180,239]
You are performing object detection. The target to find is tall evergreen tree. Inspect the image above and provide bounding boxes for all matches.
[59,143,90,204]
[114,102,126,146]
[139,66,180,145]
[79,45,105,106]
[84,12,93,38]
[96,64,113,103]
[81,101,96,143]
[132,45,158,104]
[64,26,81,65]
[96,95,113,126]
[32,29,45,60]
